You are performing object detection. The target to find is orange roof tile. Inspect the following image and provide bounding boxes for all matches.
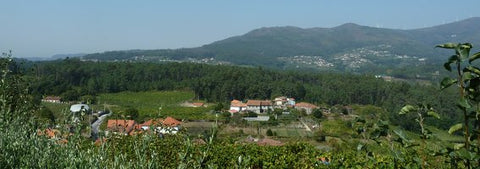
[141,119,164,126]
[107,120,136,134]
[246,100,272,106]
[43,96,61,100]
[231,100,247,107]
[295,102,318,109]
[39,128,60,139]
[163,117,181,126]
[192,102,205,107]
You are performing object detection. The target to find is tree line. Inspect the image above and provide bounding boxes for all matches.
[24,58,460,130]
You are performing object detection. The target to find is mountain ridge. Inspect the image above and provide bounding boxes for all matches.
[81,17,480,73]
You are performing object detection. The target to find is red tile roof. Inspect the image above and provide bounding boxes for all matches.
[231,100,247,107]
[246,100,272,106]
[295,102,318,109]
[43,96,61,101]
[136,117,182,130]
[163,117,181,126]
[107,120,136,134]
[38,128,60,139]
[192,102,205,107]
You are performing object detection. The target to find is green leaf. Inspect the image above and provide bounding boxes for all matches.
[436,43,458,49]
[469,51,480,63]
[399,105,416,115]
[440,77,457,89]
[454,143,465,150]
[444,62,452,72]
[465,66,480,75]
[427,111,440,119]
[463,72,474,81]
[357,144,364,151]
[457,148,477,160]
[393,128,409,142]
[443,55,459,71]
[457,98,471,109]
[458,43,472,60]
[448,123,463,134]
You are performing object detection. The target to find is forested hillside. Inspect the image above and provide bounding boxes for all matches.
[27,58,460,130]
[80,17,480,75]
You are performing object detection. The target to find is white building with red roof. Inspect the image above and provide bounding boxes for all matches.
[295,102,319,114]
[246,100,273,114]
[229,100,247,113]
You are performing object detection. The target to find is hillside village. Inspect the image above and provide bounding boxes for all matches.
[39,94,335,147]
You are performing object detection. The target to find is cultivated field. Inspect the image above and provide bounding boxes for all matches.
[97,91,216,120]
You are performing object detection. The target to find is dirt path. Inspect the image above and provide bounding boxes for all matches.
[299,118,312,132]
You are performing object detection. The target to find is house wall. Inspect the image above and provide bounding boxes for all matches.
[247,105,273,113]
[230,106,246,111]
[296,107,313,114]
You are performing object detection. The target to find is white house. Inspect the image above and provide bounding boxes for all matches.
[246,100,273,113]
[42,96,62,103]
[274,96,287,107]
[230,100,247,112]
[273,96,295,108]
[70,104,90,113]
[295,102,318,114]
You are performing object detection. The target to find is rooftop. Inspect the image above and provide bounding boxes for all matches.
[246,100,272,106]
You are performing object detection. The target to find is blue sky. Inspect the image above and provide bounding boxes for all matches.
[1,0,479,58]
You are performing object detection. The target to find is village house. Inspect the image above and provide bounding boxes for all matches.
[106,119,136,135]
[229,99,247,113]
[70,104,91,113]
[135,116,182,134]
[273,96,296,108]
[192,102,205,107]
[42,96,62,103]
[37,128,68,144]
[246,100,273,114]
[295,102,319,114]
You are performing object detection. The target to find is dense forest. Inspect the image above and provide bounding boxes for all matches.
[24,58,460,131]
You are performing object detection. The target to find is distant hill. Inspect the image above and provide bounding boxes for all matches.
[81,17,480,73]
[22,53,87,61]
[50,53,87,60]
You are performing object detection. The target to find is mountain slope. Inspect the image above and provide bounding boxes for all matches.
[82,17,480,72]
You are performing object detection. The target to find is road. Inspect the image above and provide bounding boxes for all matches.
[91,111,111,138]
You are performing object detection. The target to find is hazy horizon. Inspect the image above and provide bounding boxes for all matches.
[1,0,479,58]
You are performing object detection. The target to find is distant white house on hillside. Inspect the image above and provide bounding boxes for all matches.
[295,102,318,114]
[229,100,247,113]
[70,104,90,114]
[246,100,273,113]
[42,96,62,103]
[273,96,295,108]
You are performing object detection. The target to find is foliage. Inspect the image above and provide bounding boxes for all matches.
[312,109,323,119]
[266,129,274,136]
[437,42,480,168]
[124,107,139,120]
[214,102,224,112]
[398,104,440,168]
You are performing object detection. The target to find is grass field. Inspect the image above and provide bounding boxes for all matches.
[98,91,216,120]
